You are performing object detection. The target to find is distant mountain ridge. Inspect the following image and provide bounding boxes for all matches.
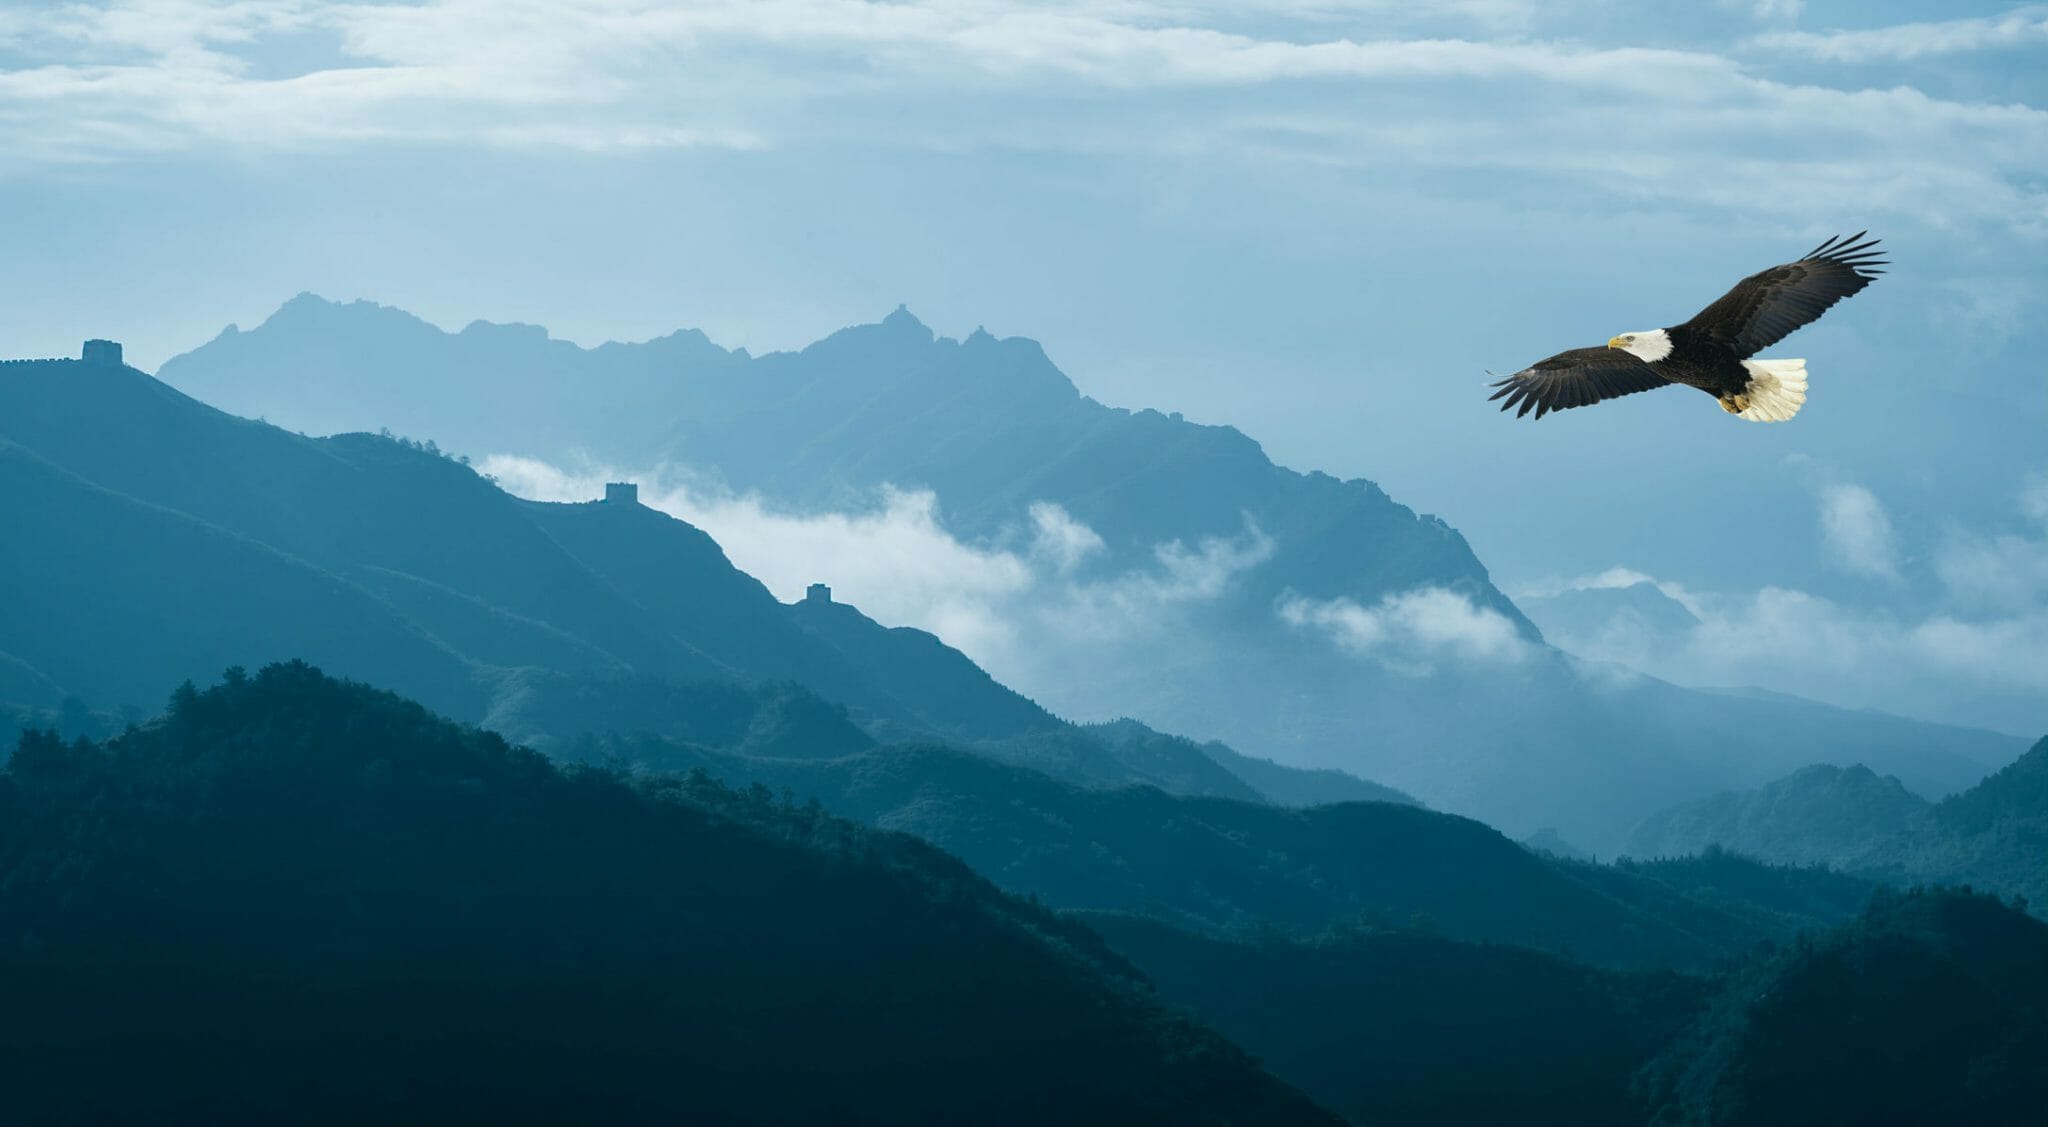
[1518,580,1701,655]
[0,349,1903,976]
[0,349,1374,807]
[152,299,2025,848]
[1629,739,2048,910]
[1630,764,1932,864]
[163,295,1528,630]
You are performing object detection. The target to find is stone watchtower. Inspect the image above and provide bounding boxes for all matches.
[603,482,639,506]
[81,340,123,367]
[805,583,832,605]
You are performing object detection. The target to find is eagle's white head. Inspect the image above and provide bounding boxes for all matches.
[1608,329,1673,363]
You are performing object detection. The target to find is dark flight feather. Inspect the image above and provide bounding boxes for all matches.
[1680,232,1886,357]
[1487,347,1672,420]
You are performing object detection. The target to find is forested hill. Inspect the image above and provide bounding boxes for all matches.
[579,727,1878,969]
[1628,739,2048,910]
[1087,887,2048,1127]
[0,662,1336,1126]
[9,665,2040,1125]
[1639,886,2048,1126]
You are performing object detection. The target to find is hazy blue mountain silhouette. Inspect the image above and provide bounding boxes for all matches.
[0,350,1360,805]
[164,296,1524,627]
[1629,738,2048,911]
[0,351,1894,976]
[1630,764,1933,864]
[156,299,2024,849]
[1,438,487,717]
[1083,717,1418,807]
[1519,579,1702,651]
[1,662,1339,1126]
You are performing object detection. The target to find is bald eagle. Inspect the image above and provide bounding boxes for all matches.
[1488,233,1885,422]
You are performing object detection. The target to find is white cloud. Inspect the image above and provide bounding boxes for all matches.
[1748,8,2048,62]
[2,1,2044,233]
[477,452,1271,691]
[1738,0,1804,22]
[2023,474,2048,525]
[1930,275,2045,348]
[1279,587,1532,673]
[1818,482,1901,581]
[1520,476,2048,734]
[1698,587,2048,701]
[1529,578,2048,734]
[1935,474,2048,612]
[1027,500,1105,574]
[1516,565,1662,599]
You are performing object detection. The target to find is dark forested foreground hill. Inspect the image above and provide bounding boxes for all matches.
[1085,913,1710,1127]
[1090,889,2048,1127]
[1639,887,2048,1127]
[7,665,2041,1126]
[0,663,1336,1127]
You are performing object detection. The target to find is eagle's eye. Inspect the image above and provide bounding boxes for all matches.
[1623,335,1636,342]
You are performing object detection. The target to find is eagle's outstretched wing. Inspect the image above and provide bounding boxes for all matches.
[1487,347,1672,420]
[1679,232,1886,357]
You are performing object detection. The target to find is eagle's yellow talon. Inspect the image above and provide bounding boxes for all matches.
[1720,395,1747,414]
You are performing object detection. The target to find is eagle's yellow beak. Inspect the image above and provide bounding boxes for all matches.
[1607,336,1627,349]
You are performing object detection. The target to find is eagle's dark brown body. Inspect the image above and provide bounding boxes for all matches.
[1653,325,1754,399]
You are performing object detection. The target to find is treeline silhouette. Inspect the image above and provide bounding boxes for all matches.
[0,662,1334,1126]
[6,664,2044,1126]
[1088,911,1706,1126]
[1088,887,2048,1127]
[1639,885,2048,1126]
[574,726,1879,969]
[1628,747,2048,910]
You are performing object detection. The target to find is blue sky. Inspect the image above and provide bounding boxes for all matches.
[3,0,2044,731]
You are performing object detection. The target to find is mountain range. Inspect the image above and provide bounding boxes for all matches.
[7,332,2044,1120]
[1629,740,2048,909]
[152,297,2026,848]
[563,724,1880,969]
[1,348,1337,807]
[0,348,1915,974]
[10,663,2041,1125]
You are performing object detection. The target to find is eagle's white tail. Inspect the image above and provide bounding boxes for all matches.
[1735,358,1808,423]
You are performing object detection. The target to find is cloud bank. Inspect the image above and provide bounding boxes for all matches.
[3,1,2044,233]
[1748,7,2048,63]
[480,453,1291,696]
[480,451,1537,721]
[1279,588,1532,674]
[1818,482,1902,581]
[1520,476,2048,735]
